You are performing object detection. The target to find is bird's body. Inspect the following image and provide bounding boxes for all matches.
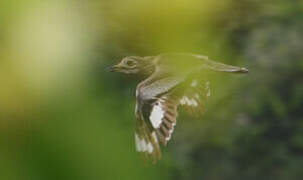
[110,53,248,162]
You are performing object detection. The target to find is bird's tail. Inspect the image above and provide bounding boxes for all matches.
[195,55,248,73]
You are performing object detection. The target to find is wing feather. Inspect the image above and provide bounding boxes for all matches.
[179,78,210,116]
[135,78,181,162]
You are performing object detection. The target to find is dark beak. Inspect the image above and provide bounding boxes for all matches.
[108,65,119,72]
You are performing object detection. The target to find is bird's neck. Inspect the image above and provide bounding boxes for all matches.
[139,56,156,78]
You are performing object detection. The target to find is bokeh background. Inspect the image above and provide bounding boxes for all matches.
[1,0,303,179]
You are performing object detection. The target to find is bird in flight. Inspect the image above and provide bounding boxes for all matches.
[109,53,248,163]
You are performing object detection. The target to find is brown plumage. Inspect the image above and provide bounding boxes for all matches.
[109,53,248,162]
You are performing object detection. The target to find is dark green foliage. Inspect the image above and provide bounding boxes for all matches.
[0,0,302,179]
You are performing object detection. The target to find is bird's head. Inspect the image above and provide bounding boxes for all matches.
[109,56,155,76]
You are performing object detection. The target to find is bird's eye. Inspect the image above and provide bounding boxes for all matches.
[126,60,135,66]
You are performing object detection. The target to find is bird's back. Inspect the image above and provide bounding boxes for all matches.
[154,53,205,76]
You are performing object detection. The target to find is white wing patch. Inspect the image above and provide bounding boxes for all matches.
[150,102,164,128]
[206,81,211,97]
[180,96,198,107]
[135,133,154,153]
[165,125,175,141]
[191,80,198,87]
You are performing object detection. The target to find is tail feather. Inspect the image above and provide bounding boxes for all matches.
[193,54,249,73]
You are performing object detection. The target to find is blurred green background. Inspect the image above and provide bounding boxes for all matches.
[1,0,303,179]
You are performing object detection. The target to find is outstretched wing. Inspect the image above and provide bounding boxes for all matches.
[150,92,179,146]
[135,78,208,162]
[135,111,161,162]
[133,53,247,162]
[134,65,185,162]
[135,90,180,162]
[154,53,247,116]
[179,77,211,116]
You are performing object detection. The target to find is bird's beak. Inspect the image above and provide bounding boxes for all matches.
[108,65,121,72]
